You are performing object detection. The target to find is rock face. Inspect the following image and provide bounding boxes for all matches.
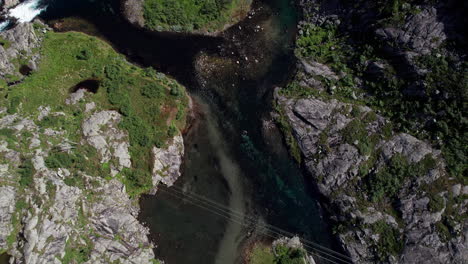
[0,21,42,80]
[122,0,145,28]
[375,7,447,56]
[151,134,184,189]
[0,85,185,263]
[281,1,467,262]
[1,0,19,10]
[276,91,467,263]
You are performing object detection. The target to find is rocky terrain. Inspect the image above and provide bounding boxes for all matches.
[0,20,187,263]
[275,0,467,263]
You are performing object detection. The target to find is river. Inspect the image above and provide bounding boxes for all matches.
[2,0,343,263]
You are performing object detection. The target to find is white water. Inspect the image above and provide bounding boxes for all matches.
[8,0,46,23]
[0,20,8,31]
[0,0,46,31]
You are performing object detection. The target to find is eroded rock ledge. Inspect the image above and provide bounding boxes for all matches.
[276,91,467,263]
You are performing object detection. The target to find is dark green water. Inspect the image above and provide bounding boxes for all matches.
[38,0,342,263]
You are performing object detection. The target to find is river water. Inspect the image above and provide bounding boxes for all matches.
[1,0,343,263]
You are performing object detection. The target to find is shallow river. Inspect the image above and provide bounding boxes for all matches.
[2,0,343,263]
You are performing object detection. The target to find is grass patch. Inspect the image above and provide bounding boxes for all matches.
[249,244,274,264]
[370,220,403,261]
[18,158,34,187]
[61,236,93,264]
[0,37,11,49]
[143,0,250,32]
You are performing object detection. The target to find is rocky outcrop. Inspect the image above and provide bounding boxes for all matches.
[122,0,144,28]
[276,90,468,263]
[151,133,184,189]
[1,0,19,10]
[375,7,447,56]
[82,110,132,173]
[0,21,43,80]
[0,88,185,263]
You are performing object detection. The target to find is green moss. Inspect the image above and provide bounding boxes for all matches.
[0,37,11,49]
[18,158,34,187]
[249,244,274,264]
[273,245,306,264]
[61,236,93,264]
[365,154,436,202]
[428,194,445,212]
[274,104,302,163]
[143,0,250,32]
[370,221,403,261]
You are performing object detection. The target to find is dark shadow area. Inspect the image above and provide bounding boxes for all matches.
[70,79,100,93]
[0,253,10,264]
[19,65,33,76]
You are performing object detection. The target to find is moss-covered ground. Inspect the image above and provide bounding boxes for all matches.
[143,0,251,32]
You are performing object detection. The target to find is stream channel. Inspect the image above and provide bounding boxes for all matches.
[4,0,344,263]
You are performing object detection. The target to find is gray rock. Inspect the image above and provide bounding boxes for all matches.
[122,0,145,28]
[0,22,42,79]
[275,92,467,263]
[82,110,131,170]
[375,7,446,56]
[1,0,19,9]
[151,134,184,189]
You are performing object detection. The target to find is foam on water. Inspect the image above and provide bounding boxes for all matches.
[0,20,9,31]
[8,0,46,23]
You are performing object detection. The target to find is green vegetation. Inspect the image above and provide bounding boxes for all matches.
[273,104,302,163]
[0,37,11,49]
[248,243,307,264]
[273,245,306,264]
[296,24,342,64]
[143,0,250,32]
[365,154,436,202]
[5,30,188,197]
[249,244,275,264]
[61,236,93,264]
[18,159,34,187]
[370,221,403,261]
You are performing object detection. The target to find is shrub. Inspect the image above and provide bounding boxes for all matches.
[366,153,408,202]
[120,115,151,147]
[371,221,403,261]
[7,96,21,114]
[18,159,34,187]
[45,152,76,169]
[273,245,306,264]
[76,49,93,60]
[428,194,445,212]
[141,82,165,98]
[0,37,11,49]
[170,85,180,96]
